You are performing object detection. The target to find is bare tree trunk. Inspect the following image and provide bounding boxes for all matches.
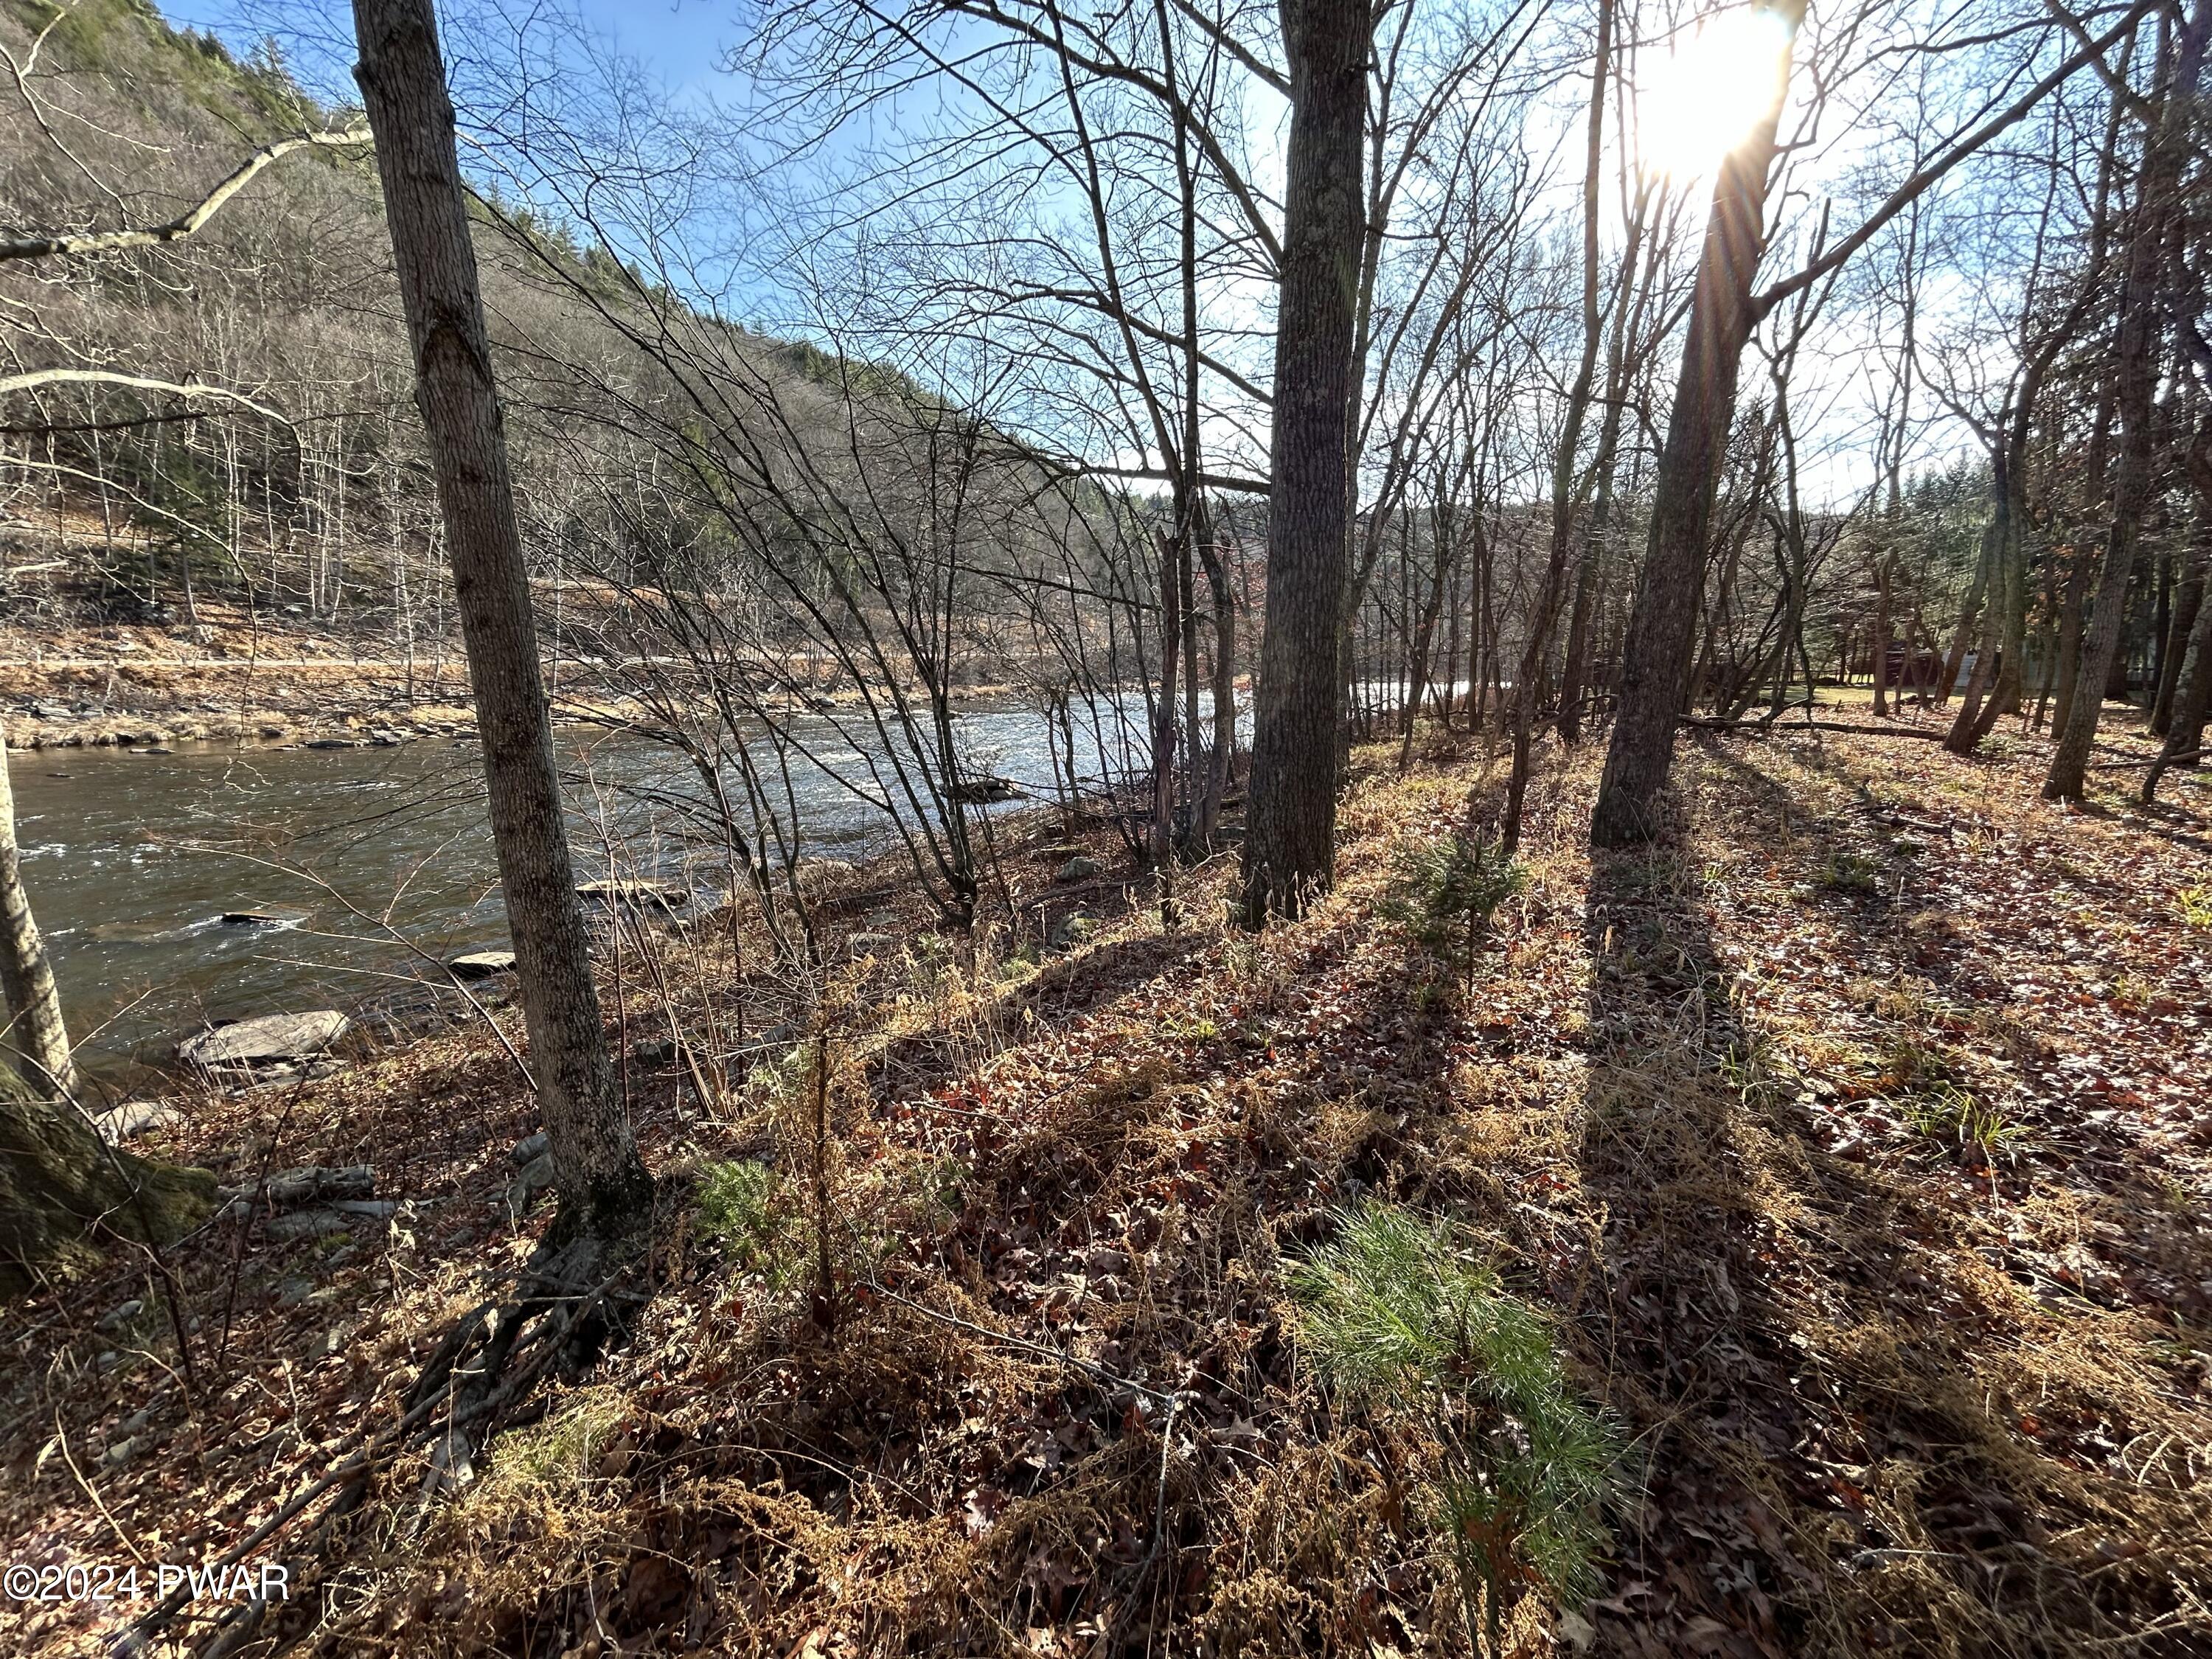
[1195,504,1236,844]
[1241,0,1374,923]
[352,0,650,1239]
[0,718,212,1292]
[2050,549,2093,736]
[1947,477,2008,752]
[0,726,74,1100]
[1939,537,1989,705]
[1150,527,1182,917]
[1503,0,1610,853]
[1590,7,1799,846]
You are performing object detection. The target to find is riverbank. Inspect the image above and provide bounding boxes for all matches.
[6,726,2210,1654]
[0,633,1035,751]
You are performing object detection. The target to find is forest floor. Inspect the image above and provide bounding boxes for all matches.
[4,713,2211,1658]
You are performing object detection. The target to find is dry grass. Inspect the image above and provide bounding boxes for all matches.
[4,722,2210,1656]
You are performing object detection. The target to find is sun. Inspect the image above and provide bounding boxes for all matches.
[1638,5,1797,181]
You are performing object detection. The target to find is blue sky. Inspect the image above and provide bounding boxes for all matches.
[158,0,747,105]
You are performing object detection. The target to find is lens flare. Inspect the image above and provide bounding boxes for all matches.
[1638,6,1795,181]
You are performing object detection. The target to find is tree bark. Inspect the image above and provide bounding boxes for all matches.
[1241,0,1374,923]
[1590,4,1800,846]
[352,0,650,1237]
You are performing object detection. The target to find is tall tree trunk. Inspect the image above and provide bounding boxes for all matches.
[1396,515,1456,772]
[1560,327,1633,744]
[2050,549,2093,736]
[1947,470,2008,752]
[1240,0,1374,923]
[2048,4,2205,800]
[1503,0,1610,851]
[1941,536,1989,704]
[352,0,650,1238]
[1590,4,1799,846]
[1150,527,1183,908]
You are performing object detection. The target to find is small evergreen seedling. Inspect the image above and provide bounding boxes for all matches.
[694,1158,796,1283]
[1293,1203,1615,1657]
[1382,832,1528,984]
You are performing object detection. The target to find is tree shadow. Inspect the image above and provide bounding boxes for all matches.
[1573,742,2211,1655]
[1576,815,1837,1654]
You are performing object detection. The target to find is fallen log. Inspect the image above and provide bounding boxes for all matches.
[1680,715,1952,741]
[2090,746,2203,770]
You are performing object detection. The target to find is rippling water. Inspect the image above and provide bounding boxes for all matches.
[12,695,1177,1075]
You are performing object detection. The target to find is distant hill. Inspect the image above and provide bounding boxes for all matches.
[0,0,925,645]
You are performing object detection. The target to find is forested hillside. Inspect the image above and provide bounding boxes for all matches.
[3,0,1040,744]
[3,0,2211,1656]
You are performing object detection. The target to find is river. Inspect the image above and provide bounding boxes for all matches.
[11,695,1169,1079]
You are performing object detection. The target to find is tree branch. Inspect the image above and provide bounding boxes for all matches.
[0,368,288,425]
[1753,0,2160,320]
[0,128,370,262]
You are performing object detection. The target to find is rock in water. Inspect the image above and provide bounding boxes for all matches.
[178,1010,349,1073]
[950,776,1023,804]
[448,949,517,980]
[576,880,690,909]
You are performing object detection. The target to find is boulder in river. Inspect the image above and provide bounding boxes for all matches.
[220,911,296,928]
[448,949,517,980]
[577,880,689,909]
[950,776,1023,804]
[179,1009,349,1074]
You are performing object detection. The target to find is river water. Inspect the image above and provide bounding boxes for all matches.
[12,696,1168,1078]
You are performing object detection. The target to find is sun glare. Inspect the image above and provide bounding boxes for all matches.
[1638,6,1795,181]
